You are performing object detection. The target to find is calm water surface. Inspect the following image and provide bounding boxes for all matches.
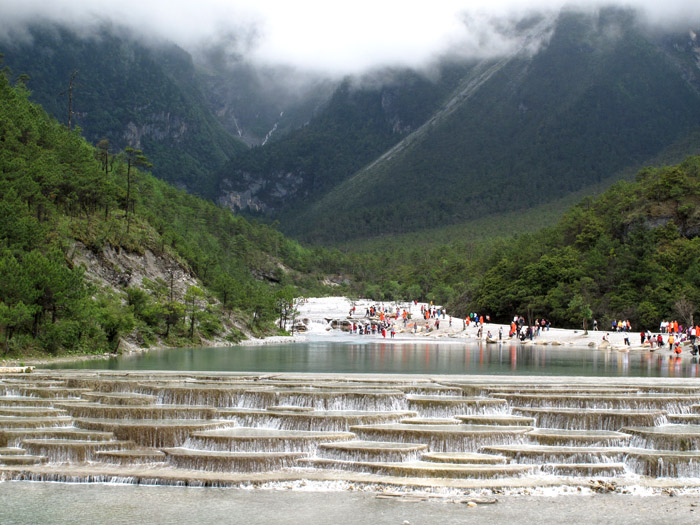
[1,482,697,525]
[49,338,700,377]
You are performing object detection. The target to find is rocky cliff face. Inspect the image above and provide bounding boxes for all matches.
[70,242,250,349]
[217,171,306,213]
[124,113,188,148]
[71,242,197,297]
[213,70,450,216]
[194,51,336,147]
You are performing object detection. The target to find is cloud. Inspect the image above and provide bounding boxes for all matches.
[1,1,699,75]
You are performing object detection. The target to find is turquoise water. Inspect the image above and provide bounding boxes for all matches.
[48,339,700,377]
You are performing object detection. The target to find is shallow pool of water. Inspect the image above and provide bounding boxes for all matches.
[48,339,700,377]
[1,482,698,525]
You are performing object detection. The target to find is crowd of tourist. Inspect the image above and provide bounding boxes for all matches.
[342,300,700,356]
[611,319,633,332]
[602,322,699,355]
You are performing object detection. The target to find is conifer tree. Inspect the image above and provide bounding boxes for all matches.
[123,147,151,232]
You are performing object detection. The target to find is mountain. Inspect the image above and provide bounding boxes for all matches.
[322,154,700,328]
[0,24,247,196]
[215,9,700,243]
[213,64,473,214]
[0,68,339,356]
[456,154,700,329]
[5,11,700,247]
[194,47,336,146]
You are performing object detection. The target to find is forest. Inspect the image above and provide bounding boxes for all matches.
[2,52,700,359]
[0,63,343,357]
[338,158,700,331]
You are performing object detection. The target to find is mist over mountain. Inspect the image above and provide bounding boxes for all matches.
[0,23,331,194]
[216,8,700,242]
[213,62,474,215]
[193,46,336,146]
[0,24,248,195]
[3,1,700,73]
[2,4,700,245]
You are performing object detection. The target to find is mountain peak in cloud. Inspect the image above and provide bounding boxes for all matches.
[0,1,698,75]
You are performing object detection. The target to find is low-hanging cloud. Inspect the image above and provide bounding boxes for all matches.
[1,0,699,75]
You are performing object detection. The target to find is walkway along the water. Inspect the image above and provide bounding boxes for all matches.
[2,371,700,492]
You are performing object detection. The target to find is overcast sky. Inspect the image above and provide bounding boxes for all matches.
[1,1,699,74]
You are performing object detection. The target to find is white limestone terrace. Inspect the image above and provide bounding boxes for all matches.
[3,370,700,493]
[248,296,685,352]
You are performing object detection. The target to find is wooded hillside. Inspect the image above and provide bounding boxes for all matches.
[0,65,338,357]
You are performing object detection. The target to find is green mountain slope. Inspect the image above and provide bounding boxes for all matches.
[0,67,333,357]
[286,10,700,242]
[329,155,700,330]
[214,64,472,213]
[458,155,700,330]
[6,11,700,251]
[1,24,246,196]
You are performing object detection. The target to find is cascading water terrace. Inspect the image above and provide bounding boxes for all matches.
[2,371,700,491]
[218,407,415,432]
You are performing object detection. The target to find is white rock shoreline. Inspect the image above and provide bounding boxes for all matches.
[267,296,693,355]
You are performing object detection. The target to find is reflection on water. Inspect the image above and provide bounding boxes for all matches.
[49,340,700,377]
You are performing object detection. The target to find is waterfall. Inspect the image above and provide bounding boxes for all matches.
[3,371,700,491]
